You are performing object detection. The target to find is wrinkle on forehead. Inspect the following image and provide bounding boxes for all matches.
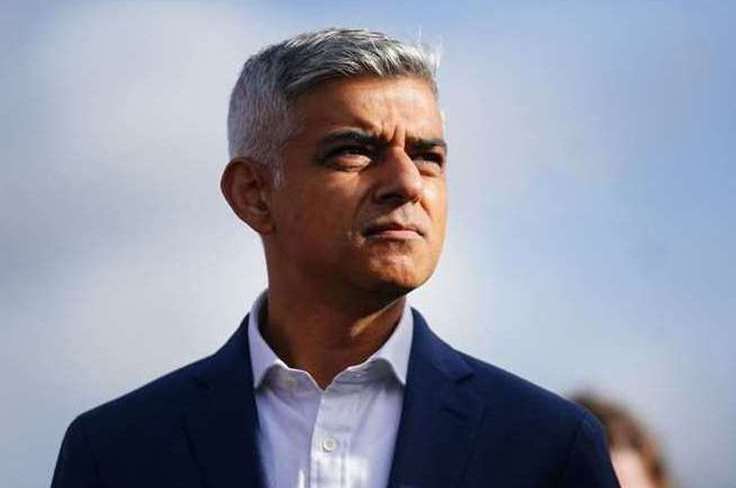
[291,76,443,145]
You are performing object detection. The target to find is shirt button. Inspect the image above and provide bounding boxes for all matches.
[321,437,338,452]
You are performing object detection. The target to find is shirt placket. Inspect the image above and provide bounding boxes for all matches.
[309,384,351,487]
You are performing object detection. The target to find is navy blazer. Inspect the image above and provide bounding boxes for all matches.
[52,309,619,487]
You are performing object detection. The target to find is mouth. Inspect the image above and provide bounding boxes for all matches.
[362,222,424,240]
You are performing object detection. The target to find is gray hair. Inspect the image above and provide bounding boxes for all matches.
[227,28,439,177]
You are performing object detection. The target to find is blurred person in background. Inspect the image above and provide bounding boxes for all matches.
[573,393,671,488]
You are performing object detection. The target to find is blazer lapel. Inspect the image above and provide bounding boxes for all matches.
[388,309,485,488]
[184,316,264,488]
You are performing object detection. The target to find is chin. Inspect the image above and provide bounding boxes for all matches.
[359,260,435,297]
[344,244,440,297]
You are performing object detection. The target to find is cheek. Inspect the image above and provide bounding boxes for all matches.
[425,177,446,203]
[425,183,448,227]
[292,184,360,239]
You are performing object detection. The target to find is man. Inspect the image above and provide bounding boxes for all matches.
[52,28,619,487]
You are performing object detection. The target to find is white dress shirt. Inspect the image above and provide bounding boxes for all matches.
[247,291,414,488]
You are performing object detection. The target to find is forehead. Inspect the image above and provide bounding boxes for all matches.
[290,76,443,140]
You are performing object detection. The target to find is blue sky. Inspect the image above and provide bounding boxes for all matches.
[1,1,734,486]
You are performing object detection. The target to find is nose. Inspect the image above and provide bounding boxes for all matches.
[373,147,423,205]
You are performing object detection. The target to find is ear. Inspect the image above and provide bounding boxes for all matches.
[221,158,276,234]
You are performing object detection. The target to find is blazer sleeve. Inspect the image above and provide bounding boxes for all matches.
[51,416,103,488]
[556,414,620,487]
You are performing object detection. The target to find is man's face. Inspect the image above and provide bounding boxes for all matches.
[265,76,447,298]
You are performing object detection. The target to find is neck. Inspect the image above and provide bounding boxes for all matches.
[260,284,406,389]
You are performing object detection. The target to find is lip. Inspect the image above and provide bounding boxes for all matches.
[362,222,424,240]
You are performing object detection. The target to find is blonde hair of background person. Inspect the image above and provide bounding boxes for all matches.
[573,393,671,488]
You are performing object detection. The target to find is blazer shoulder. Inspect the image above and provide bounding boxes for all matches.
[406,316,618,486]
[456,350,597,429]
[75,318,251,430]
[74,353,214,435]
[450,351,617,485]
[410,310,592,430]
[53,324,257,486]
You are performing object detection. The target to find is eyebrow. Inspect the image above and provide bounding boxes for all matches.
[318,129,377,149]
[317,129,448,153]
[409,137,448,153]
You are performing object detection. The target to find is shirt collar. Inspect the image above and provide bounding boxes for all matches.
[247,290,413,388]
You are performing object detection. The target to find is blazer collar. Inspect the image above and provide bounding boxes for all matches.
[184,315,264,488]
[388,308,485,488]
[182,308,484,488]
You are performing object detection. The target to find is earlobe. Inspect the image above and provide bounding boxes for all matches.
[220,158,275,234]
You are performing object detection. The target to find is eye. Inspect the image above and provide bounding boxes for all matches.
[412,151,446,175]
[322,145,375,170]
